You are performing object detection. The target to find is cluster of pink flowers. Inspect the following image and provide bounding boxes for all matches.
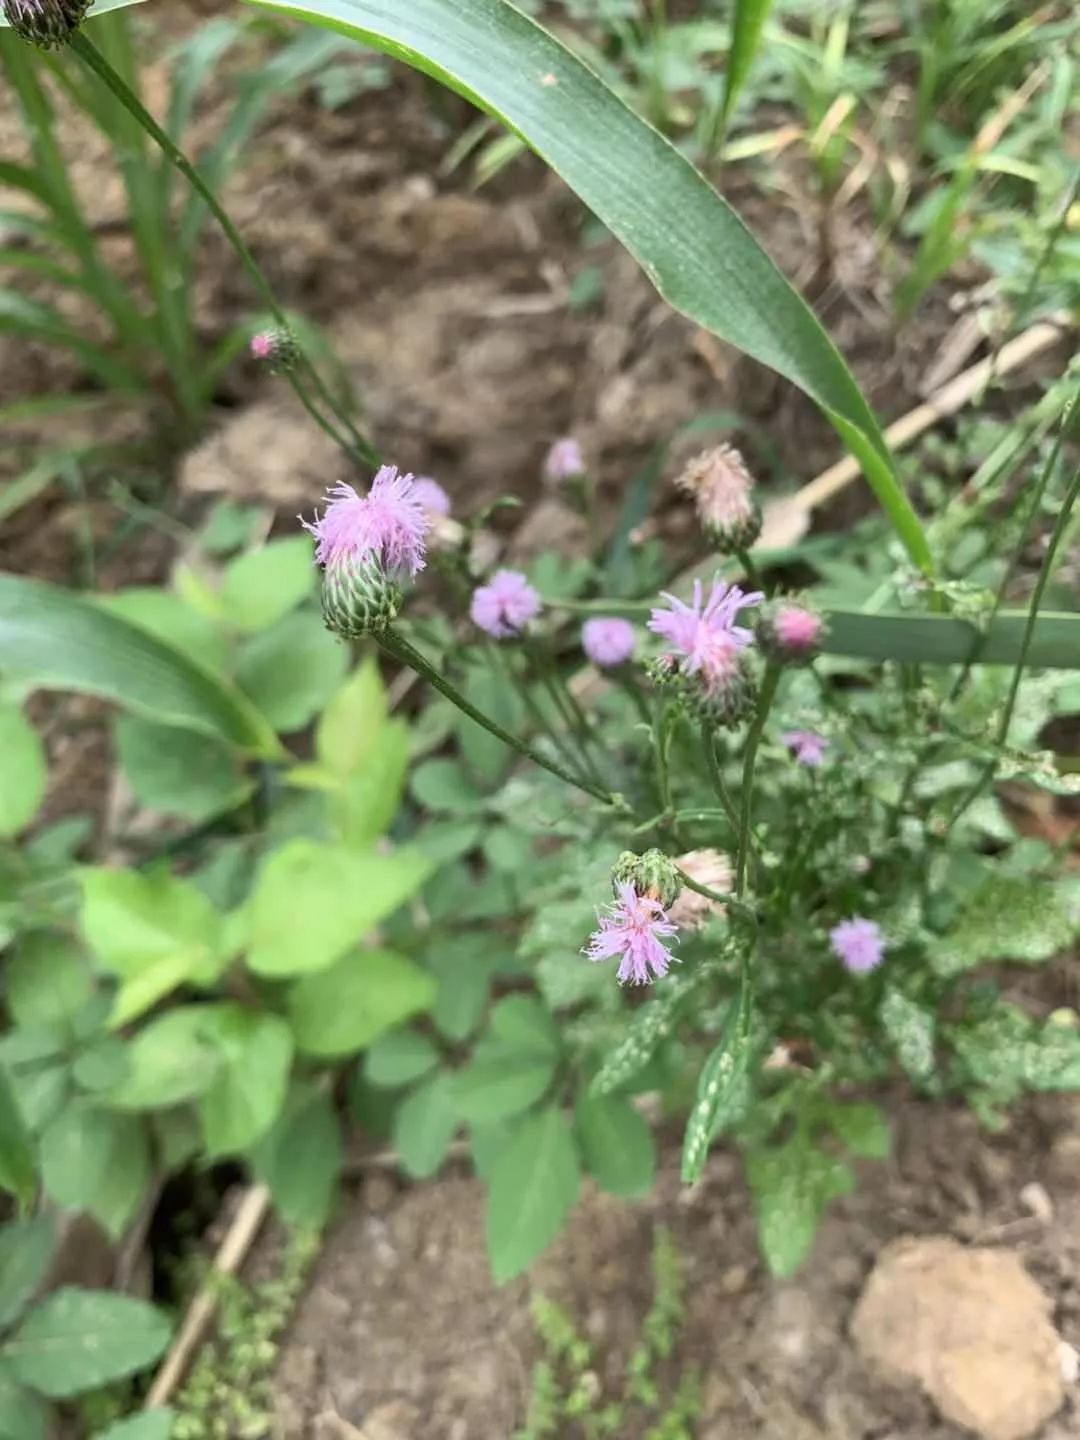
[648,577,763,695]
[584,881,679,985]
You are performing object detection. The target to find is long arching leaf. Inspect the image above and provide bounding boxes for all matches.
[0,575,280,755]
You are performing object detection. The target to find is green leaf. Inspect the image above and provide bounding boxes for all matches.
[3,1287,170,1398]
[486,1105,579,1284]
[410,757,483,814]
[330,719,409,847]
[245,0,928,573]
[590,971,705,1096]
[0,706,45,837]
[824,1102,891,1160]
[456,668,524,786]
[40,1104,149,1239]
[880,989,936,1083]
[247,841,431,977]
[364,1029,440,1087]
[97,588,229,673]
[455,1046,557,1127]
[681,974,752,1183]
[0,1218,54,1329]
[0,1360,46,1440]
[235,609,348,733]
[93,1411,175,1440]
[953,1005,1080,1101]
[252,1086,341,1229]
[82,867,223,981]
[720,0,775,130]
[0,1068,35,1210]
[106,1008,222,1110]
[575,1094,654,1198]
[935,870,1078,976]
[430,940,495,1043]
[6,935,91,1030]
[0,574,278,755]
[746,1138,854,1278]
[220,537,315,632]
[114,714,248,822]
[488,994,560,1053]
[316,656,387,776]
[289,949,436,1057]
[197,1008,294,1157]
[393,1072,458,1179]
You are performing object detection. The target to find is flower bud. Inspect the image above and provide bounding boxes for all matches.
[757,598,825,665]
[250,326,300,375]
[674,444,762,554]
[612,849,682,909]
[321,555,402,638]
[3,0,89,47]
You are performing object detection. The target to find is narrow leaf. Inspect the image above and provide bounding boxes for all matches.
[681,973,752,1183]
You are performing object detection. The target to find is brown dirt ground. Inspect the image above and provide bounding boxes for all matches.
[271,1096,1080,1440]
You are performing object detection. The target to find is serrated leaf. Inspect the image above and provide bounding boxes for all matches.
[0,706,45,837]
[364,1029,440,1087]
[106,1008,222,1110]
[40,1104,149,1239]
[880,989,936,1083]
[220,537,315,632]
[393,1072,458,1179]
[4,1288,170,1398]
[115,714,248,823]
[235,609,348,733]
[935,869,1078,976]
[825,1102,890,1159]
[246,841,431,977]
[289,949,436,1057]
[486,1106,579,1283]
[198,1008,294,1156]
[681,974,752,1183]
[0,1218,54,1329]
[252,1086,342,1230]
[575,1093,654,1198]
[746,1138,854,1278]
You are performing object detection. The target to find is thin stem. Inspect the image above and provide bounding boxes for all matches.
[487,641,592,785]
[381,631,618,807]
[68,33,378,467]
[702,725,741,832]
[652,701,675,824]
[736,663,781,896]
[675,867,759,940]
[947,453,1080,829]
[736,548,764,592]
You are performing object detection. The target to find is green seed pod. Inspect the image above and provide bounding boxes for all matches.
[321,555,402,638]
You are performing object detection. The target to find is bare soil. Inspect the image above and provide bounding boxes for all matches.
[272,1098,1080,1440]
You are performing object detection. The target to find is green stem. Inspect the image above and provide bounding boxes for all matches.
[675,867,758,939]
[947,449,1080,830]
[487,641,591,784]
[381,631,618,807]
[652,701,675,826]
[736,548,764,592]
[68,32,378,467]
[735,663,781,896]
[702,725,741,833]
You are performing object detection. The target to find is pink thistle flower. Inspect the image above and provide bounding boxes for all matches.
[582,617,636,667]
[544,437,585,483]
[301,466,430,578]
[411,476,451,517]
[648,577,763,694]
[782,730,828,766]
[584,881,679,985]
[250,332,274,360]
[774,605,823,652]
[830,917,885,975]
[470,569,542,639]
[674,444,761,552]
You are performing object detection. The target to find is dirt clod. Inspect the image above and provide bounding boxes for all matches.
[852,1236,1065,1440]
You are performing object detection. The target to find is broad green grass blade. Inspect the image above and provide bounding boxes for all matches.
[242,0,932,574]
[720,0,775,134]
[0,575,280,755]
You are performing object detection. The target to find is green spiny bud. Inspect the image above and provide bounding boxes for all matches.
[249,325,300,375]
[612,848,682,908]
[3,0,89,47]
[321,554,402,639]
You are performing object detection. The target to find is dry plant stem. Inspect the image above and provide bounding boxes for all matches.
[144,1184,271,1408]
[380,630,618,807]
[736,665,781,897]
[69,33,377,468]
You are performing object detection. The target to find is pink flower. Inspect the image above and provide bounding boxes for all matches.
[470,569,541,639]
[774,606,823,652]
[782,730,828,766]
[544,437,585,483]
[648,577,763,694]
[582,617,636,667]
[830,917,884,974]
[411,476,451,517]
[584,881,679,985]
[250,332,274,360]
[301,466,430,577]
[673,444,760,550]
